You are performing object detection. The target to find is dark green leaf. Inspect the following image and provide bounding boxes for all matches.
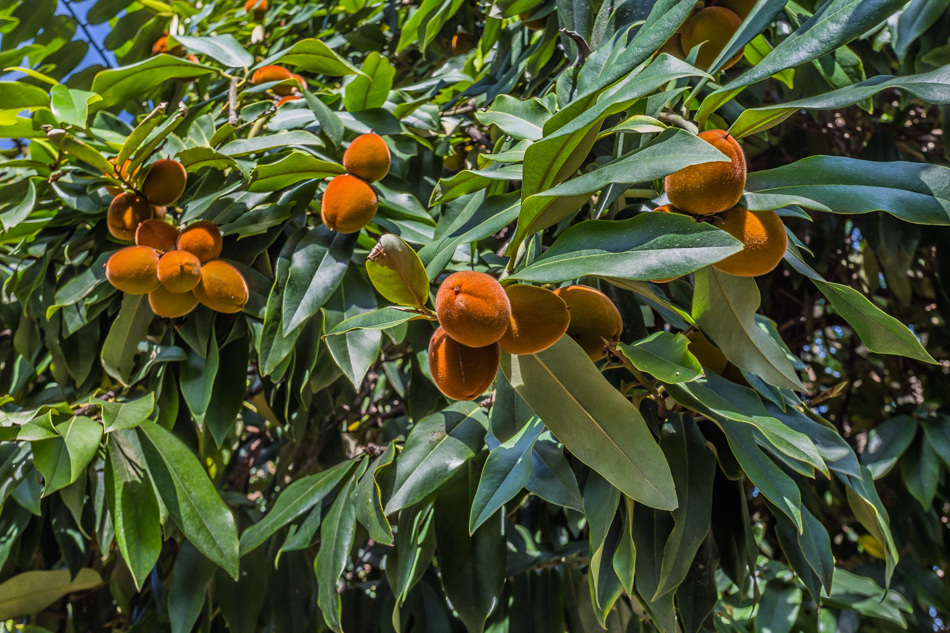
[618,332,702,384]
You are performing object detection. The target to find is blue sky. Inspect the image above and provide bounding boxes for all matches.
[56,0,119,74]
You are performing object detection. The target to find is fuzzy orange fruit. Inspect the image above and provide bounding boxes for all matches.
[498,284,570,355]
[436,271,512,348]
[709,206,787,277]
[343,133,391,183]
[105,246,161,294]
[320,174,378,234]
[665,129,746,216]
[554,285,623,361]
[428,326,501,401]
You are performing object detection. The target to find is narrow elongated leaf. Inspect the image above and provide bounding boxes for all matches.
[239,458,358,555]
[515,209,741,284]
[383,402,488,513]
[324,306,426,335]
[323,267,382,389]
[430,165,523,206]
[168,540,216,633]
[745,156,950,225]
[501,337,677,510]
[655,416,716,598]
[618,333,702,384]
[91,56,215,107]
[860,415,918,478]
[525,436,584,511]
[249,152,344,192]
[261,38,360,76]
[901,437,940,509]
[354,443,396,545]
[137,421,239,577]
[105,430,161,589]
[173,34,253,68]
[469,417,544,532]
[754,583,802,633]
[315,469,362,633]
[693,268,804,391]
[101,294,153,386]
[823,569,912,626]
[283,226,357,332]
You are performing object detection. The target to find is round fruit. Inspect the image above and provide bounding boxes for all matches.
[250,65,295,95]
[664,129,746,216]
[680,6,744,70]
[451,33,475,56]
[244,0,267,19]
[149,286,198,318]
[193,260,249,313]
[151,34,183,57]
[320,174,378,234]
[498,284,570,355]
[105,246,161,295]
[554,285,623,361]
[658,33,685,59]
[436,271,512,348]
[709,206,787,277]
[135,219,179,254]
[142,159,187,206]
[686,331,728,375]
[342,133,391,183]
[107,193,154,241]
[157,250,202,293]
[428,326,501,401]
[717,0,757,19]
[177,220,223,263]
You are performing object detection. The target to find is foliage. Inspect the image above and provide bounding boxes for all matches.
[0,0,949,631]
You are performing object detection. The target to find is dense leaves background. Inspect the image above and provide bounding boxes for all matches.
[0,0,949,631]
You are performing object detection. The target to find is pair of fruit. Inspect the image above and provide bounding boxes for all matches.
[661,0,757,70]
[250,65,306,96]
[105,220,249,317]
[106,159,188,241]
[320,133,391,234]
[427,272,624,400]
[661,129,786,277]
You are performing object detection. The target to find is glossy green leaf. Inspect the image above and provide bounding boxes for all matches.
[282,226,357,332]
[137,421,239,577]
[168,540,216,633]
[101,294,154,387]
[822,569,912,626]
[429,165,523,206]
[470,417,543,533]
[382,401,488,513]
[173,34,253,68]
[345,52,395,112]
[323,267,381,389]
[900,436,940,509]
[101,393,154,432]
[501,337,676,510]
[745,156,950,226]
[249,152,344,192]
[474,95,552,141]
[105,430,161,589]
[50,85,99,128]
[262,38,360,76]
[524,436,584,511]
[617,332,702,384]
[354,443,396,545]
[220,130,325,156]
[693,267,804,391]
[315,469,362,633]
[754,583,802,633]
[324,306,426,336]
[32,416,102,494]
[860,415,918,478]
[0,81,50,110]
[91,56,216,107]
[240,458,358,555]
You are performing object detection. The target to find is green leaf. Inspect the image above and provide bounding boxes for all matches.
[354,443,396,545]
[105,430,161,589]
[248,152,344,192]
[315,469,362,633]
[263,39,361,76]
[137,421,239,577]
[382,401,488,513]
[239,458,358,555]
[474,95,552,141]
[731,66,950,138]
[216,544,269,633]
[303,90,344,146]
[179,329,218,428]
[205,334,249,447]
[50,85,99,128]
[900,436,940,509]
[470,417,544,533]
[91,56,216,108]
[173,34,254,68]
[168,540,216,633]
[176,147,238,171]
[921,415,950,470]
[618,333,702,384]
[860,415,918,478]
[101,393,154,432]
[501,337,677,510]
[0,569,101,620]
[513,210,741,284]
[101,294,154,387]
[435,459,506,633]
[220,130,326,156]
[385,501,437,606]
[344,52,395,112]
[524,436,584,511]
[754,583,802,633]
[32,416,102,494]
[844,467,899,581]
[693,268,804,391]
[823,569,912,626]
[429,165,523,206]
[366,234,430,309]
[745,156,950,225]
[323,267,382,389]
[283,226,357,333]
[45,128,114,175]
[654,415,716,599]
[0,81,50,110]
[718,0,907,94]
[324,306,426,336]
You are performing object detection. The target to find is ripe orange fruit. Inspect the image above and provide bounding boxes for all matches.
[665,129,746,216]
[435,271,512,348]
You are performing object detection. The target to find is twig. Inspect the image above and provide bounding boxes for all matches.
[228,78,240,126]
[61,0,113,69]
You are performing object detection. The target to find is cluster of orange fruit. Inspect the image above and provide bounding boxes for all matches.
[659,0,756,70]
[106,159,187,240]
[249,64,306,107]
[320,132,391,234]
[428,272,624,400]
[106,220,249,318]
[658,129,787,278]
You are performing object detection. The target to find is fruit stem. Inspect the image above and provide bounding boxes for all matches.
[614,349,663,401]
